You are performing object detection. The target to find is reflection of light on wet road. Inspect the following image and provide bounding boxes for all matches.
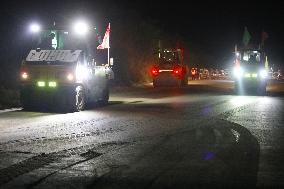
[203,151,215,161]
[258,96,272,104]
[229,96,256,106]
[0,110,109,144]
[202,106,211,116]
[0,108,22,114]
[231,129,240,142]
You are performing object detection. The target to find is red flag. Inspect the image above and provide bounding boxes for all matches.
[97,23,110,49]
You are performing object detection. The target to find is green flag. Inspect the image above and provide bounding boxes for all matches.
[242,27,251,46]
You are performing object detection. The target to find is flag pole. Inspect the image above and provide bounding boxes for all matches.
[108,23,110,65]
[108,47,110,65]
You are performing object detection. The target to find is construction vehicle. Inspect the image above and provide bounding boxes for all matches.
[198,68,210,80]
[150,48,189,87]
[20,22,113,112]
[233,47,268,95]
[190,67,199,80]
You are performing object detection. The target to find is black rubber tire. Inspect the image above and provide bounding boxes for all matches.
[176,79,182,87]
[153,80,158,88]
[99,87,109,105]
[182,76,188,86]
[20,92,35,111]
[21,101,34,111]
[234,82,240,95]
[257,85,267,96]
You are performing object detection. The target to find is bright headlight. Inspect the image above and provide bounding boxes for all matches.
[73,21,89,36]
[30,23,40,33]
[233,67,244,78]
[37,81,45,87]
[48,81,57,87]
[76,65,89,81]
[21,72,29,79]
[67,73,74,81]
[260,69,267,78]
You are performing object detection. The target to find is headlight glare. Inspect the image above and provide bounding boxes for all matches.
[233,67,244,78]
[260,69,267,78]
[21,72,28,79]
[67,73,74,81]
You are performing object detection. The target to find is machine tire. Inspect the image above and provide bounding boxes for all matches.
[21,100,34,111]
[99,87,109,105]
[182,76,188,86]
[234,82,240,95]
[20,91,34,111]
[153,80,158,88]
[257,85,267,96]
[75,87,86,111]
[176,79,182,87]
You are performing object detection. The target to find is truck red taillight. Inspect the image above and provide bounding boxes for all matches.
[173,67,182,76]
[174,69,180,74]
[151,67,159,76]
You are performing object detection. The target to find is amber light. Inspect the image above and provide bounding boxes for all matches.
[21,72,28,79]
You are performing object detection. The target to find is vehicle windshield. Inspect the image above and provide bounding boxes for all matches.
[32,30,90,51]
[242,50,261,64]
[160,50,180,64]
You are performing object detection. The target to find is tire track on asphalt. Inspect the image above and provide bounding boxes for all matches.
[0,118,226,188]
[0,118,124,151]
[0,97,251,155]
[86,118,259,189]
[0,99,229,150]
[218,102,255,120]
[0,97,256,187]
[0,141,128,187]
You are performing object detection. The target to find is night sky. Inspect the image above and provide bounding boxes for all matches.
[1,0,284,70]
[127,1,284,68]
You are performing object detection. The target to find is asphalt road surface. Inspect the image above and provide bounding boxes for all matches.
[0,80,284,189]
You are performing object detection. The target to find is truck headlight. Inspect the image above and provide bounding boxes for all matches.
[260,69,267,78]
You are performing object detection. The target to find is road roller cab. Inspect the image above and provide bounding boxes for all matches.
[151,48,189,87]
[233,48,268,95]
[20,27,113,112]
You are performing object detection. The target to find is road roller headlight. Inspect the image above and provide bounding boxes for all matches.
[67,73,74,81]
[260,69,267,79]
[21,72,29,80]
[233,67,244,79]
